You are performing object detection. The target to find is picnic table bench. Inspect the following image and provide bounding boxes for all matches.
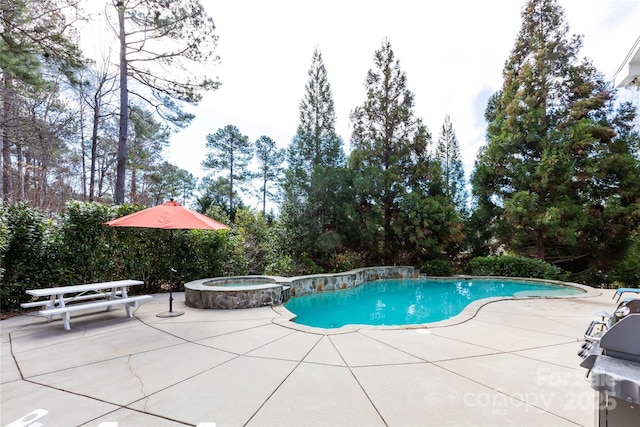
[22,280,152,330]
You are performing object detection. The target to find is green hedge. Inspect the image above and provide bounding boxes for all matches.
[420,259,454,276]
[468,255,568,280]
[1,203,61,311]
[1,201,231,312]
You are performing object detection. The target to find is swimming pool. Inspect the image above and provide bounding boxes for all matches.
[284,278,585,328]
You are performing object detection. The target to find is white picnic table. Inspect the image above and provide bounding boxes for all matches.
[23,279,152,330]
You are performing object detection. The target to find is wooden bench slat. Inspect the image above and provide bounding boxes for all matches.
[38,295,153,316]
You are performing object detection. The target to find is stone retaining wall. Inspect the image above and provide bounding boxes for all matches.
[184,266,417,309]
[280,266,417,297]
[184,277,281,309]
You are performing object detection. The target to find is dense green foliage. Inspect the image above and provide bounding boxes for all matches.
[279,47,349,273]
[1,203,60,311]
[1,0,639,313]
[0,202,230,311]
[469,256,568,281]
[471,0,640,284]
[349,40,464,265]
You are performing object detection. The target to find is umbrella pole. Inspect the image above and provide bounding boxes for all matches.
[157,229,184,318]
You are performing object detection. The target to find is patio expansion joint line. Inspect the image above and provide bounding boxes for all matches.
[118,353,245,423]
[357,329,500,364]
[19,340,191,381]
[18,377,191,427]
[470,316,587,340]
[428,330,508,353]
[430,355,585,426]
[118,325,304,415]
[509,340,587,370]
[328,334,390,427]
[77,405,194,427]
[139,313,279,347]
[8,332,27,381]
[243,333,327,426]
[191,322,293,348]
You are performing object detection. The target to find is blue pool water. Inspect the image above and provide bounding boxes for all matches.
[284,278,584,328]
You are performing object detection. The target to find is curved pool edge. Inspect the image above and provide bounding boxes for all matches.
[272,276,601,334]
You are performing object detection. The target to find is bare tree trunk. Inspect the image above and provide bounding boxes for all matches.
[535,229,546,261]
[79,87,87,201]
[115,1,128,204]
[2,75,14,201]
[16,138,25,201]
[89,92,101,201]
[262,179,266,215]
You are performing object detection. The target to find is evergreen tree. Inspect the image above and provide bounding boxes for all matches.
[280,47,347,271]
[1,0,84,201]
[288,48,344,175]
[350,39,443,265]
[202,125,252,216]
[253,135,284,215]
[127,105,170,204]
[435,114,469,218]
[471,0,640,280]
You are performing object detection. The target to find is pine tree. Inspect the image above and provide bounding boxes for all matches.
[253,135,284,215]
[111,0,220,204]
[472,0,640,279]
[350,39,437,264]
[287,47,344,178]
[202,125,252,216]
[1,0,84,201]
[435,115,469,218]
[280,47,347,271]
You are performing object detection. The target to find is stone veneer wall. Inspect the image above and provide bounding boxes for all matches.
[184,267,417,309]
[281,266,417,298]
[185,286,281,309]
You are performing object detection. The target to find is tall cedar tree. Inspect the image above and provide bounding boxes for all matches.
[202,125,253,215]
[350,39,438,265]
[253,135,284,215]
[281,47,346,270]
[1,0,84,201]
[436,114,469,218]
[112,0,219,204]
[472,0,640,277]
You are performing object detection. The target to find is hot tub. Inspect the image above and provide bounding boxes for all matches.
[184,276,289,309]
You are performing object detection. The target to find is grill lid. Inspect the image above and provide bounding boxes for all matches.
[599,314,640,363]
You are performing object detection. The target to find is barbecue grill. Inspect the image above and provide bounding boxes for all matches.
[579,298,640,426]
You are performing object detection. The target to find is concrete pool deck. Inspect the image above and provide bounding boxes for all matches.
[1,288,618,426]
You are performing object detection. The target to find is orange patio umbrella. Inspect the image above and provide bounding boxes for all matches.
[105,199,230,317]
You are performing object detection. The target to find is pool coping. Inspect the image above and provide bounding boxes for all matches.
[272,276,600,335]
[185,275,279,291]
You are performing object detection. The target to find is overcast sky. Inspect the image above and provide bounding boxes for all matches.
[162,0,639,199]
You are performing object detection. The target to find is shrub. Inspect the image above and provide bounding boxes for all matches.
[0,203,61,311]
[329,250,365,273]
[265,255,295,276]
[420,259,453,276]
[468,255,568,280]
[59,201,119,284]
